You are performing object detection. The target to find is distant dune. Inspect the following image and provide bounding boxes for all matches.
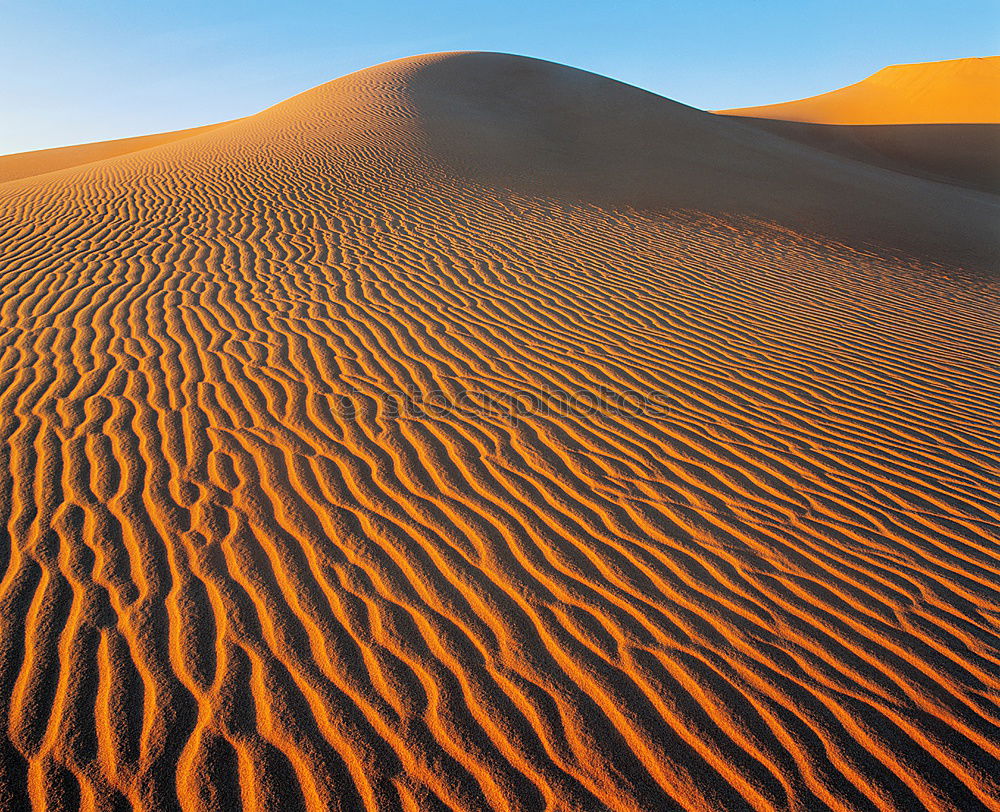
[717,56,1000,124]
[0,52,998,811]
[715,56,1000,197]
[0,121,234,184]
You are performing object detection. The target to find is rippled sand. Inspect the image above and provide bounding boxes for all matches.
[0,52,998,811]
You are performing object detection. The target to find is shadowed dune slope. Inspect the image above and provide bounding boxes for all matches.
[718,118,1000,196]
[716,56,1000,124]
[0,51,999,812]
[0,121,234,184]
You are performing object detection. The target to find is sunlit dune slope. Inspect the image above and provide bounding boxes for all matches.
[716,56,1000,124]
[0,52,998,812]
[0,121,234,184]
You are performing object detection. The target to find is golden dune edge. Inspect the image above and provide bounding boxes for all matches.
[0,52,998,811]
[715,56,1000,125]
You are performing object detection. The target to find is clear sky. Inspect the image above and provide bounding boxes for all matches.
[1,0,997,154]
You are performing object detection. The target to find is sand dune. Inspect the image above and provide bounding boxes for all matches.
[714,56,1000,195]
[0,51,999,811]
[716,56,1000,125]
[0,121,234,185]
[717,119,1000,195]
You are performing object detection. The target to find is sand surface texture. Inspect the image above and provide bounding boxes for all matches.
[0,52,998,811]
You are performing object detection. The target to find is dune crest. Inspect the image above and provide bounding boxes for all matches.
[717,56,1000,125]
[0,52,998,811]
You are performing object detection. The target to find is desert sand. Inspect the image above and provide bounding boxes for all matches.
[716,56,1000,125]
[715,119,1000,195]
[0,122,234,185]
[716,56,1000,196]
[0,52,998,811]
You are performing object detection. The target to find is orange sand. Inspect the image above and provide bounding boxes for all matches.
[716,56,1000,124]
[0,121,234,184]
[0,52,998,811]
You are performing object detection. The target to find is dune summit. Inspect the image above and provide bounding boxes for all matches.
[0,51,998,811]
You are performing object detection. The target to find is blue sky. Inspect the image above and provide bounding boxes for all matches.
[1,0,997,154]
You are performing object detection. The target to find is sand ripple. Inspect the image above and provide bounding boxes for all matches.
[0,53,998,811]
